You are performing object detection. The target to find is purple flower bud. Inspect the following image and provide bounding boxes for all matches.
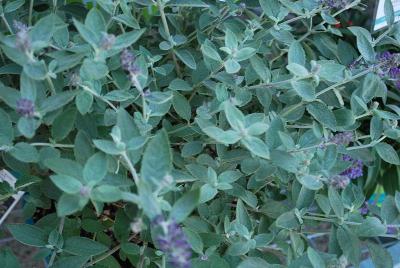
[13,20,30,51]
[100,33,116,50]
[360,202,368,215]
[330,175,350,189]
[16,98,35,117]
[341,155,363,179]
[387,226,397,235]
[120,49,140,75]
[152,215,191,268]
[329,132,354,146]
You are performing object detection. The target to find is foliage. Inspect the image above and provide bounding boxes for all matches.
[0,0,400,267]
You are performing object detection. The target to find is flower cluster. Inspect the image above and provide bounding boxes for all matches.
[152,215,191,268]
[319,0,350,9]
[13,21,30,51]
[376,51,400,89]
[329,132,354,146]
[330,175,350,189]
[16,98,34,117]
[100,33,115,50]
[341,155,363,179]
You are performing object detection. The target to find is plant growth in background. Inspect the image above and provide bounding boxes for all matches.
[0,0,400,267]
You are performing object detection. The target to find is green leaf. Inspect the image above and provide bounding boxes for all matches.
[169,79,192,91]
[0,108,14,144]
[85,8,106,34]
[276,211,299,229]
[91,185,122,202]
[337,227,360,267]
[141,129,172,188]
[291,80,315,101]
[7,224,47,247]
[75,91,93,114]
[50,174,83,194]
[224,102,245,131]
[236,199,252,231]
[57,193,87,217]
[167,0,209,7]
[64,236,108,256]
[270,150,299,173]
[38,91,76,114]
[52,108,77,141]
[93,140,123,155]
[17,117,39,139]
[375,142,400,165]
[113,29,146,50]
[9,142,39,163]
[170,189,200,223]
[306,102,336,130]
[23,61,47,80]
[235,47,256,62]
[175,49,196,70]
[288,42,305,66]
[237,257,271,268]
[224,59,241,74]
[30,15,56,46]
[4,0,24,13]
[367,241,393,268]
[44,158,83,180]
[172,92,191,121]
[242,136,270,159]
[297,175,323,190]
[259,0,281,19]
[83,152,108,184]
[0,248,20,268]
[328,186,344,218]
[183,228,203,254]
[307,247,326,268]
[349,27,375,62]
[384,0,395,25]
[287,63,309,77]
[80,59,108,80]
[354,217,386,237]
[52,256,90,268]
[250,55,271,83]
[73,18,99,48]
[201,39,221,61]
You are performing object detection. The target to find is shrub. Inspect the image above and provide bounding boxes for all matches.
[0,0,400,267]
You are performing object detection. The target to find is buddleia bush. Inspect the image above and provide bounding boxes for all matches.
[1,0,400,267]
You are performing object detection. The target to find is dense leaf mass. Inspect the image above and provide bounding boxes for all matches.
[0,0,400,267]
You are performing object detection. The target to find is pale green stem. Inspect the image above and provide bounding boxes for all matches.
[122,152,140,184]
[1,14,13,34]
[48,217,65,266]
[30,143,74,148]
[29,0,34,26]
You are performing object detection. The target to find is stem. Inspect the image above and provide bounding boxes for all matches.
[1,14,13,34]
[29,0,34,26]
[122,152,140,184]
[137,242,147,268]
[84,234,136,267]
[48,217,65,267]
[346,136,386,151]
[80,84,118,111]
[30,143,74,148]
[316,67,374,97]
[157,0,181,77]
[0,191,24,226]
[46,76,56,95]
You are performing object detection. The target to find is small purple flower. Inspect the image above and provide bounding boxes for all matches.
[330,175,350,189]
[341,155,363,179]
[152,215,191,268]
[329,132,354,146]
[387,226,398,235]
[13,20,30,51]
[100,33,116,50]
[120,49,140,75]
[360,202,368,215]
[16,98,34,117]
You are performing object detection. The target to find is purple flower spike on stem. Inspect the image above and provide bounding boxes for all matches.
[16,98,35,117]
[341,155,363,179]
[330,175,350,189]
[152,215,192,268]
[13,20,30,51]
[329,132,354,146]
